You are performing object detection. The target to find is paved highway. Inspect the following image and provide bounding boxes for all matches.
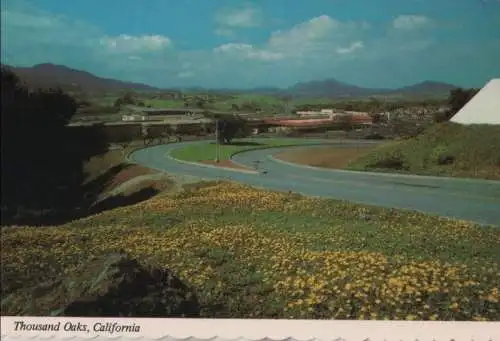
[129,140,500,226]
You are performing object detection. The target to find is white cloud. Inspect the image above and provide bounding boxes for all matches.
[1,10,56,28]
[393,15,433,30]
[215,5,262,28]
[213,43,284,61]
[268,15,339,50]
[267,16,370,59]
[100,34,172,53]
[336,41,364,54]
[213,15,369,62]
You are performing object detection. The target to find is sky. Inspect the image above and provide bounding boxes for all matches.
[1,0,500,89]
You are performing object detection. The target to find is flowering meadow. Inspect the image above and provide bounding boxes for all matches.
[2,181,499,320]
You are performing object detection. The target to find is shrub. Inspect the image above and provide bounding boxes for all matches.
[437,155,455,165]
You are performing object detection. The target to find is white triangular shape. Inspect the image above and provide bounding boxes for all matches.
[450,78,500,125]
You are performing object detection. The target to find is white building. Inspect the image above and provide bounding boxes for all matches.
[122,114,146,121]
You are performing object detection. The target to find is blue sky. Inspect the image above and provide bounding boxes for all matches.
[1,0,499,89]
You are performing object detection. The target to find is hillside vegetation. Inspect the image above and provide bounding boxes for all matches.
[2,182,499,320]
[348,123,500,180]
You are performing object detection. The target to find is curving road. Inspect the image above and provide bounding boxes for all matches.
[129,140,500,226]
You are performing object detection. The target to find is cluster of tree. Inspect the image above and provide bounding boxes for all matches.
[1,67,108,225]
[151,91,183,100]
[203,114,250,144]
[230,101,264,113]
[448,88,479,113]
[114,92,145,108]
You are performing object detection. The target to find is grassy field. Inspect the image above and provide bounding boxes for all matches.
[2,181,499,319]
[90,95,120,107]
[170,138,315,162]
[143,99,185,108]
[347,122,500,180]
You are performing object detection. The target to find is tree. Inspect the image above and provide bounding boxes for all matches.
[216,116,249,144]
[1,67,107,225]
[196,99,206,109]
[114,91,137,108]
[122,92,137,104]
[446,88,479,118]
[431,88,479,123]
[337,114,353,132]
[369,113,384,124]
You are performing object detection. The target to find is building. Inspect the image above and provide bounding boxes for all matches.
[296,108,344,119]
[122,114,146,121]
[121,107,236,122]
[343,111,370,117]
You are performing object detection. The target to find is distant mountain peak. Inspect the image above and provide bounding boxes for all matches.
[33,63,59,68]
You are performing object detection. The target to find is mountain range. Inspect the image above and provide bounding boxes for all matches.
[3,63,459,98]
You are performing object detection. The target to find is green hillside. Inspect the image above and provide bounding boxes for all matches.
[348,122,500,180]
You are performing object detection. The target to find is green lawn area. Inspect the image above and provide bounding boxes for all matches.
[2,181,499,319]
[90,95,119,106]
[169,138,319,162]
[210,94,286,112]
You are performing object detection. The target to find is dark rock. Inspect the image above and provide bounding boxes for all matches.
[2,253,200,317]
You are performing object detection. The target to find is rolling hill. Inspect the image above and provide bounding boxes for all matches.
[3,63,160,93]
[287,78,391,97]
[189,79,458,98]
[4,63,459,98]
[396,80,459,95]
[284,78,457,98]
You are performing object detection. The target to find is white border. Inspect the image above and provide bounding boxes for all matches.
[1,317,499,340]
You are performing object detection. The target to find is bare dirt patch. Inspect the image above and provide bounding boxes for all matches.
[83,148,159,195]
[275,146,377,169]
[117,178,173,197]
[105,165,157,191]
[200,160,254,171]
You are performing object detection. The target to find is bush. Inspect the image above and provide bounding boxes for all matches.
[437,155,455,165]
[433,111,451,123]
[369,156,407,170]
[364,133,385,140]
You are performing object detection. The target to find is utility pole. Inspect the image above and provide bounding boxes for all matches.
[215,118,220,163]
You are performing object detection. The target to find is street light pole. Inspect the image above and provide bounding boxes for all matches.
[215,118,220,163]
